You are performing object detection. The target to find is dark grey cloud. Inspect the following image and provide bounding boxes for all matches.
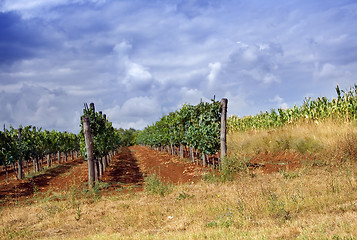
[0,11,53,64]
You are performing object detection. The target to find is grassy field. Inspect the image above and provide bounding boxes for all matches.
[1,120,357,239]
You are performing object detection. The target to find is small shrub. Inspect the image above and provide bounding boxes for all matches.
[221,155,250,181]
[144,173,173,196]
[267,192,290,222]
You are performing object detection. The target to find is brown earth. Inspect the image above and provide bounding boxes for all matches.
[0,146,210,205]
[248,151,310,174]
[0,145,307,206]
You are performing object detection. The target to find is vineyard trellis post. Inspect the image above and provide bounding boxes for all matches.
[220,98,228,163]
[82,116,95,188]
[17,127,24,180]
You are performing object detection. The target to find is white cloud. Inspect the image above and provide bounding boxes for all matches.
[103,96,161,130]
[207,62,221,84]
[121,96,160,117]
[269,95,288,109]
[113,119,148,130]
[126,62,152,81]
[1,0,107,18]
[113,41,132,55]
[242,48,258,62]
[263,73,280,84]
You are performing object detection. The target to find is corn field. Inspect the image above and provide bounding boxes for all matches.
[228,84,357,132]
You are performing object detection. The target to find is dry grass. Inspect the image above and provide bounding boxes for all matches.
[228,119,357,163]
[1,120,357,239]
[0,161,356,239]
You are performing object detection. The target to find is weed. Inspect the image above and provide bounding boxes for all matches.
[202,171,221,183]
[292,137,322,154]
[206,209,234,228]
[144,173,173,196]
[1,227,32,240]
[332,235,355,240]
[176,190,194,200]
[203,155,250,183]
[32,183,39,197]
[267,192,291,222]
[329,176,342,194]
[279,169,300,179]
[74,205,82,221]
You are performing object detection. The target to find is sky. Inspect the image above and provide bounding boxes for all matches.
[1,0,357,133]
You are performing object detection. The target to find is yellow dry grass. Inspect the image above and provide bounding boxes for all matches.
[228,119,357,163]
[1,120,357,239]
[1,162,356,239]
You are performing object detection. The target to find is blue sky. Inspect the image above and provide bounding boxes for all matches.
[1,0,357,132]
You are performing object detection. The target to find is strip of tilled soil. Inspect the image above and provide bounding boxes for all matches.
[129,145,210,184]
[0,146,210,205]
[0,157,87,205]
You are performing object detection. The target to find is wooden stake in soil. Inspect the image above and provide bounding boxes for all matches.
[17,127,24,180]
[220,98,228,163]
[82,116,95,188]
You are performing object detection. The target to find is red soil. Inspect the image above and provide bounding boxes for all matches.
[0,145,308,206]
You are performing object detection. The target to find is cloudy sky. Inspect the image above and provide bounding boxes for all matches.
[1,0,357,133]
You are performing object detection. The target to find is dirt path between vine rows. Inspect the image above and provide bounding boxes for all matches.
[0,146,210,205]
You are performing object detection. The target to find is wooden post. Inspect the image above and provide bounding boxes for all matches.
[220,98,228,163]
[82,116,95,188]
[190,147,194,162]
[47,154,51,168]
[94,159,100,182]
[33,158,36,173]
[202,153,206,167]
[35,156,40,172]
[99,157,103,177]
[17,128,24,180]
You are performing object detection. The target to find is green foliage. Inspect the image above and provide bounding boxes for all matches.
[0,125,80,171]
[228,84,357,132]
[80,103,121,159]
[137,99,222,155]
[206,209,234,228]
[176,190,194,200]
[144,173,173,196]
[279,169,300,180]
[118,128,137,146]
[266,192,291,222]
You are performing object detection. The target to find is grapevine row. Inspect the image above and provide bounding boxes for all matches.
[137,99,226,167]
[0,126,80,181]
[80,103,121,186]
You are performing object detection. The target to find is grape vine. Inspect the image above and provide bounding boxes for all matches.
[137,99,222,165]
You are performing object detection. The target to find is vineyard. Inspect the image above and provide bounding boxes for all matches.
[1,85,356,185]
[0,85,356,239]
[137,98,227,168]
[0,126,80,182]
[80,103,121,187]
